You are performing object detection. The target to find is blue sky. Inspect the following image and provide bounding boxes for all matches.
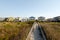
[0,0,60,18]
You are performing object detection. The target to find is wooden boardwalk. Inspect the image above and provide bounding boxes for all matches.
[26,22,46,40]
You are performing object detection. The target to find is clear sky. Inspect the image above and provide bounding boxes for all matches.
[0,0,60,18]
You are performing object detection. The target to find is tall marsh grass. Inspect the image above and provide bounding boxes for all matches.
[0,22,32,40]
[40,22,60,40]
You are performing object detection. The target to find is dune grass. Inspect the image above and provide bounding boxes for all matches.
[0,22,33,40]
[40,22,60,40]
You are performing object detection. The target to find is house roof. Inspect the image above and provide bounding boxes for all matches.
[29,16,35,18]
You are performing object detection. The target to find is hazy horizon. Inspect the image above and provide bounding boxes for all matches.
[0,0,60,18]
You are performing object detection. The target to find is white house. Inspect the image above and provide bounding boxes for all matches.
[21,17,28,22]
[7,17,15,21]
[14,17,21,22]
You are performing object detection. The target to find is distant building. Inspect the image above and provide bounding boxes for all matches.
[29,16,35,20]
[21,18,28,22]
[38,16,45,21]
[7,17,15,22]
[46,18,53,22]
[53,16,60,22]
[14,17,21,22]
[0,17,5,21]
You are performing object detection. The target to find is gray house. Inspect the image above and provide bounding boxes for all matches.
[53,16,60,22]
[29,16,35,20]
[0,17,5,21]
[38,16,45,21]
